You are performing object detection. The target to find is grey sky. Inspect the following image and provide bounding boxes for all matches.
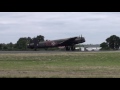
[0,12,120,44]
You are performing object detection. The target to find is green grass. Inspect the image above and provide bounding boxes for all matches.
[0,52,120,78]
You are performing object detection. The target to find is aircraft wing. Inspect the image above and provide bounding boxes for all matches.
[58,37,77,46]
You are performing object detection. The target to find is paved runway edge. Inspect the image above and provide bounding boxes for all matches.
[0,50,120,54]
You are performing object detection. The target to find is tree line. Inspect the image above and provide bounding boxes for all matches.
[100,35,120,50]
[1,34,120,51]
[0,35,44,51]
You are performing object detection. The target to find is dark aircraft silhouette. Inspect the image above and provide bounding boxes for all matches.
[27,35,85,51]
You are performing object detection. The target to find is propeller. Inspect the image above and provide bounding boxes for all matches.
[78,34,85,42]
[79,35,82,39]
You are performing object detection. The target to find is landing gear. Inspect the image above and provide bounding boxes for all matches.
[65,46,75,51]
[45,48,48,51]
[71,46,75,51]
[34,44,38,51]
[34,48,37,51]
[65,46,71,51]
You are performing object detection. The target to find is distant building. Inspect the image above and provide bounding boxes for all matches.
[75,44,101,51]
[84,44,101,51]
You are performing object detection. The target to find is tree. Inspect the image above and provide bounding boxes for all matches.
[36,35,44,42]
[2,44,8,50]
[0,43,3,50]
[106,35,120,50]
[16,37,27,50]
[7,42,14,50]
[100,42,109,50]
[3,34,45,51]
[26,37,32,45]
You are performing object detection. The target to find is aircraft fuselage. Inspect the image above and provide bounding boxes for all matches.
[27,36,85,51]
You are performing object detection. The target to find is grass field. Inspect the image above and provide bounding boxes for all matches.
[0,51,120,78]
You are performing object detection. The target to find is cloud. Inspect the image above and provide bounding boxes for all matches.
[0,12,120,44]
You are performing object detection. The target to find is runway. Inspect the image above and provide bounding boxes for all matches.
[0,50,120,54]
[0,51,74,54]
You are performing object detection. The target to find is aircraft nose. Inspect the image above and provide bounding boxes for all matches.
[83,37,85,42]
[80,37,85,43]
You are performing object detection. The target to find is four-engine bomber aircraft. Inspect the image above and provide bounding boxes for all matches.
[27,35,85,51]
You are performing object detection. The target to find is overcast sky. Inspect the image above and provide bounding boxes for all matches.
[0,12,120,44]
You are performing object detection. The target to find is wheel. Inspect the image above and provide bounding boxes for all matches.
[34,48,37,51]
[65,46,70,51]
[71,46,75,51]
